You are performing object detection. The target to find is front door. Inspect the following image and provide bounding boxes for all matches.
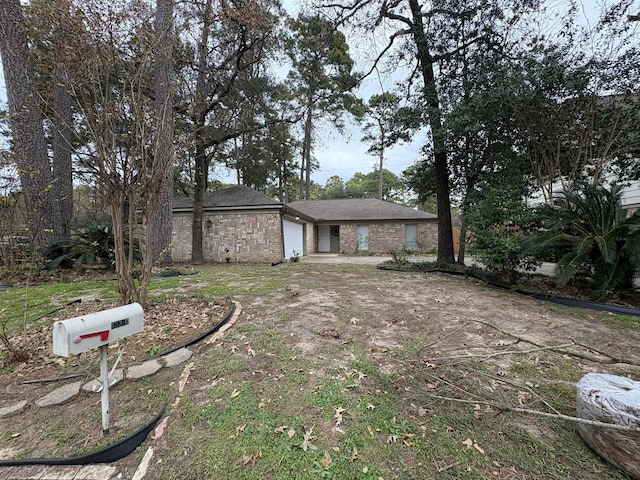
[329,225,340,253]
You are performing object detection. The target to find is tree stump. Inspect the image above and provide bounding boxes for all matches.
[576,373,640,479]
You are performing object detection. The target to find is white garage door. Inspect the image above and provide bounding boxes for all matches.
[283,219,304,259]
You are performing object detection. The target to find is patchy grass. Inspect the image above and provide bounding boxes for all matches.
[1,263,638,479]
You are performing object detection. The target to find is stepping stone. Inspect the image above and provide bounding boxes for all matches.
[0,465,49,480]
[38,465,80,479]
[0,400,28,418]
[162,348,193,367]
[73,464,118,479]
[126,359,162,379]
[35,381,82,407]
[81,369,124,392]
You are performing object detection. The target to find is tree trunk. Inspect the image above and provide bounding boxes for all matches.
[303,102,313,200]
[52,63,74,236]
[0,0,63,254]
[190,0,211,264]
[378,150,384,200]
[191,141,206,265]
[457,222,467,264]
[150,0,175,267]
[407,0,455,264]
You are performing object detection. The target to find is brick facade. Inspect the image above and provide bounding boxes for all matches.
[172,212,283,263]
[337,221,438,254]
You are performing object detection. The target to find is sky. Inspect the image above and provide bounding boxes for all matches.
[0,0,635,189]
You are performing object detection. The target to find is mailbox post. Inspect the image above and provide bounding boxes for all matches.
[53,303,144,433]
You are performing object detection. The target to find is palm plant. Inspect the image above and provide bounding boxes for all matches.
[45,222,140,271]
[530,182,640,294]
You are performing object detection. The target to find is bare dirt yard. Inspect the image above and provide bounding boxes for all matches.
[1,262,639,479]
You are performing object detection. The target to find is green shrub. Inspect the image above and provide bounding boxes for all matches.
[45,221,140,271]
[465,171,539,284]
[528,182,640,294]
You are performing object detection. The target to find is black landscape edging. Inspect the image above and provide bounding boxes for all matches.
[515,291,640,317]
[0,405,165,466]
[379,263,640,317]
[1,301,238,466]
[150,301,236,359]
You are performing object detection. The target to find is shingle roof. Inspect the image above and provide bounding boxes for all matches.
[286,198,437,222]
[173,185,282,211]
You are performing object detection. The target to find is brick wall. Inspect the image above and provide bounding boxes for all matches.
[304,221,316,254]
[172,212,283,263]
[338,221,438,254]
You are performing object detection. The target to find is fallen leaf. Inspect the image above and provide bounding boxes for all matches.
[366,403,375,410]
[274,426,287,434]
[230,389,241,398]
[474,443,485,455]
[462,438,473,447]
[246,345,255,357]
[178,362,195,393]
[231,345,239,353]
[322,451,332,467]
[350,318,359,325]
[241,450,262,466]
[301,426,317,451]
[334,407,345,426]
[236,423,247,434]
[387,435,398,443]
[288,428,296,438]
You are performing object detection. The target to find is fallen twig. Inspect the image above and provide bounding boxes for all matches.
[436,460,461,473]
[425,393,640,433]
[423,343,575,362]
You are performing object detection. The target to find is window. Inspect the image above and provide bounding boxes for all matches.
[357,225,369,251]
[405,224,418,250]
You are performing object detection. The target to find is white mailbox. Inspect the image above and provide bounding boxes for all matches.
[53,303,144,357]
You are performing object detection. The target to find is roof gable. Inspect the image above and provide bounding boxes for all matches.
[286,198,437,222]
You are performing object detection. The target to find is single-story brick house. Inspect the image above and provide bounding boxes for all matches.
[171,185,302,263]
[171,185,438,263]
[286,198,438,255]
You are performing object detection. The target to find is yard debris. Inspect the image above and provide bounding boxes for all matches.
[178,362,194,393]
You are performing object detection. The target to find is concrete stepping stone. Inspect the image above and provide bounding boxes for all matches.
[126,359,162,379]
[81,369,124,392]
[0,465,49,480]
[161,348,193,367]
[35,381,82,407]
[0,400,28,418]
[73,464,118,479]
